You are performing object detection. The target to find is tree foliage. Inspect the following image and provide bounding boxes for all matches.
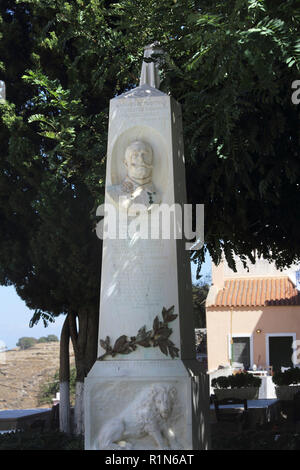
[177,0,300,273]
[107,0,300,272]
[0,0,300,378]
[37,334,58,343]
[16,334,59,349]
[192,282,210,328]
[38,366,76,406]
[16,336,37,350]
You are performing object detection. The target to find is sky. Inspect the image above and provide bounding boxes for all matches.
[0,286,65,351]
[0,255,211,351]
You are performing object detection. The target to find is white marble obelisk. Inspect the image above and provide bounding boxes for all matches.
[84,46,210,450]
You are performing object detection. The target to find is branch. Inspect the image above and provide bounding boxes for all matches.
[98,306,179,361]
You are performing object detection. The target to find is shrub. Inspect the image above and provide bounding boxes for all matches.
[37,335,59,343]
[37,336,48,343]
[212,430,300,450]
[0,430,83,450]
[46,335,59,342]
[272,368,300,386]
[211,376,230,389]
[38,367,76,406]
[17,335,59,349]
[38,370,60,406]
[16,337,37,350]
[212,372,261,389]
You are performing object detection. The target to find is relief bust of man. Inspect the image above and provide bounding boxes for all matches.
[107,140,161,212]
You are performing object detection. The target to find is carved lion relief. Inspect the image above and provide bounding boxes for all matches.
[96,384,181,450]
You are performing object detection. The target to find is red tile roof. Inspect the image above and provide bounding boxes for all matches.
[211,277,300,307]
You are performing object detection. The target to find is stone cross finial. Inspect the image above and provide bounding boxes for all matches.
[139,42,163,89]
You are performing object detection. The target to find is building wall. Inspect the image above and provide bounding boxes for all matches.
[206,306,300,371]
[211,258,299,286]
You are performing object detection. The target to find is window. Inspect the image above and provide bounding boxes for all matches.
[232,337,251,369]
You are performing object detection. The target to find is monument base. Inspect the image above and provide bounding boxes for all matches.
[84,359,210,450]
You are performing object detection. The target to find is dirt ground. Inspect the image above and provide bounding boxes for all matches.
[0,342,75,410]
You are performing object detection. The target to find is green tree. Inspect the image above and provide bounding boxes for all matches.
[183,0,300,274]
[1,0,300,433]
[46,334,59,342]
[0,0,119,433]
[112,0,300,273]
[36,335,58,342]
[192,282,210,329]
[37,336,48,343]
[0,0,159,434]
[16,337,37,350]
[38,367,76,406]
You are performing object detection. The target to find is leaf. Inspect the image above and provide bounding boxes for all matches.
[41,131,58,140]
[168,344,180,359]
[162,307,168,322]
[162,305,177,323]
[152,315,160,332]
[28,114,49,124]
[166,313,178,323]
[100,339,107,349]
[136,325,147,340]
[156,327,172,339]
[119,348,131,355]
[99,336,111,351]
[157,340,169,356]
[136,339,151,348]
[113,335,129,353]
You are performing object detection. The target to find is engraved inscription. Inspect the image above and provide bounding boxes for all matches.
[109,240,169,310]
[113,100,169,120]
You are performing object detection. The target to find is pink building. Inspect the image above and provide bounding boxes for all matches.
[206,257,300,373]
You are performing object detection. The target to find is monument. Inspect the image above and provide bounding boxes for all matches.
[84,44,210,450]
[0,81,5,102]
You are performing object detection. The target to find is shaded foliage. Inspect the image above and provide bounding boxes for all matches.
[192,282,210,328]
[212,372,262,389]
[272,367,300,386]
[16,334,58,349]
[16,336,37,350]
[0,430,83,450]
[0,1,300,382]
[38,366,76,405]
[212,429,300,450]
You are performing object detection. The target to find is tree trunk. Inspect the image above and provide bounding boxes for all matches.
[59,314,71,434]
[69,308,99,435]
[74,381,85,435]
[59,381,70,434]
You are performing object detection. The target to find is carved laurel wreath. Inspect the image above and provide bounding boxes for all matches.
[98,306,179,360]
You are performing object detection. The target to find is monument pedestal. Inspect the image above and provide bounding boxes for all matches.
[84,72,210,450]
[85,359,210,450]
